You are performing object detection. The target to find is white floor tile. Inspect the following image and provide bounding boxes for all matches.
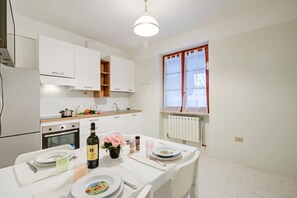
[198,154,295,198]
[268,183,284,195]
[283,182,297,192]
[254,186,267,197]
[283,188,297,198]
[254,179,268,190]
[221,192,237,198]
[238,182,254,193]
[238,190,262,198]
[212,181,238,196]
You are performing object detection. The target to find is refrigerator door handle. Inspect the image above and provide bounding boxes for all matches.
[0,96,2,111]
[0,96,2,136]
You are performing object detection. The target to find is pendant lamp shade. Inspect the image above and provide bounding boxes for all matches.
[134,0,159,37]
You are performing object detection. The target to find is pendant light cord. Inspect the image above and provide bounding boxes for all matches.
[144,0,147,12]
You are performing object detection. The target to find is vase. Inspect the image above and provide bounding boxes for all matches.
[109,147,120,159]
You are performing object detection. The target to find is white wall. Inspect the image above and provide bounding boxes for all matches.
[11,14,131,116]
[129,1,297,177]
[128,57,162,138]
[209,20,297,177]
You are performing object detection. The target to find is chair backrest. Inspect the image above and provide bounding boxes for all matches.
[136,184,153,198]
[169,150,200,198]
[15,144,73,165]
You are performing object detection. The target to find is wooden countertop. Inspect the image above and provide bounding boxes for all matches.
[40,110,142,123]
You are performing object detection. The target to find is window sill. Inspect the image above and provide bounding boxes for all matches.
[160,110,209,116]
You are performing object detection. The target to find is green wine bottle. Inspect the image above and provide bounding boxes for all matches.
[87,122,99,169]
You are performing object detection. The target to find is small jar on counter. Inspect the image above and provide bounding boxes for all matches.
[135,136,140,151]
[129,138,135,154]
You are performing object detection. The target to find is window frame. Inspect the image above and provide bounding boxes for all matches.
[162,45,209,113]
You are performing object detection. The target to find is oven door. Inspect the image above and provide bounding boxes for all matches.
[42,129,80,150]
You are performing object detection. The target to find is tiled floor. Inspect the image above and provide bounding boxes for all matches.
[198,154,297,198]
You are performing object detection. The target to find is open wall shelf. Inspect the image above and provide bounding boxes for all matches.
[94,60,110,97]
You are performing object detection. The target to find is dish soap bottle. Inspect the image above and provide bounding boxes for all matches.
[87,123,99,169]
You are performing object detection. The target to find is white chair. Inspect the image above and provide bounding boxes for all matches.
[136,184,153,198]
[15,144,73,165]
[169,150,200,198]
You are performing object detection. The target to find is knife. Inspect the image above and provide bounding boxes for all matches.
[26,162,38,173]
[124,180,137,189]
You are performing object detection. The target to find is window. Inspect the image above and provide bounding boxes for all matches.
[163,45,209,113]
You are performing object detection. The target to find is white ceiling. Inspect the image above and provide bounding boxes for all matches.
[12,0,277,51]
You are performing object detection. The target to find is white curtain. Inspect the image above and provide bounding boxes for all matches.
[164,54,182,111]
[183,49,208,113]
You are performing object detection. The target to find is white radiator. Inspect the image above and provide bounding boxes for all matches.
[167,115,200,143]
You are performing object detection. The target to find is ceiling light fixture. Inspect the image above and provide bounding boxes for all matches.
[134,0,159,37]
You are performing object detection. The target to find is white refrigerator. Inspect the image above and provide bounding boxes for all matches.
[0,64,40,168]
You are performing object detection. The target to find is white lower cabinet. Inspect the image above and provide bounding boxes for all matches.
[125,113,142,134]
[109,115,126,133]
[79,117,108,147]
[79,113,142,147]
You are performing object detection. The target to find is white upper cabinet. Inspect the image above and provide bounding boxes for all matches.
[37,35,75,78]
[125,59,135,92]
[74,46,100,90]
[109,55,125,92]
[107,55,135,92]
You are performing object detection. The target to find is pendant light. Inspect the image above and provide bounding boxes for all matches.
[134,0,159,37]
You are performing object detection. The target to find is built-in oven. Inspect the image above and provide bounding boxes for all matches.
[42,122,80,150]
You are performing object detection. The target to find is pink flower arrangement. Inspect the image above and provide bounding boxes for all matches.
[103,134,126,150]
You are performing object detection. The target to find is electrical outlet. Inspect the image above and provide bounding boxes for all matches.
[235,136,243,143]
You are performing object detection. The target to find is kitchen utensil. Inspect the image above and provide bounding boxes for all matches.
[59,108,74,117]
[26,161,38,173]
[148,155,167,167]
[123,180,137,189]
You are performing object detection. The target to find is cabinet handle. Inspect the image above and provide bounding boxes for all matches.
[52,71,64,75]
[84,86,94,89]
[131,114,137,116]
[113,116,120,119]
[114,88,121,90]
[127,89,133,91]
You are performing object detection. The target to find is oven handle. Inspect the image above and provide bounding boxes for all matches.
[44,130,79,138]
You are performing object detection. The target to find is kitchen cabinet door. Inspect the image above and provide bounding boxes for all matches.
[125,59,135,92]
[109,55,125,92]
[80,117,100,128]
[37,35,75,78]
[126,113,142,134]
[74,46,100,90]
[98,116,110,133]
[109,115,126,133]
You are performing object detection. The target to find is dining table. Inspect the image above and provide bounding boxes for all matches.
[0,135,199,198]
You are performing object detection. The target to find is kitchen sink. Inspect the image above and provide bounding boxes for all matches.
[102,110,131,113]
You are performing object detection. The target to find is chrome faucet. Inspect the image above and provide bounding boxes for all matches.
[113,103,120,112]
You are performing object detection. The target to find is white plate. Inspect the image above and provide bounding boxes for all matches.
[71,171,122,198]
[150,152,182,161]
[152,146,181,158]
[35,150,73,164]
[107,179,124,198]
